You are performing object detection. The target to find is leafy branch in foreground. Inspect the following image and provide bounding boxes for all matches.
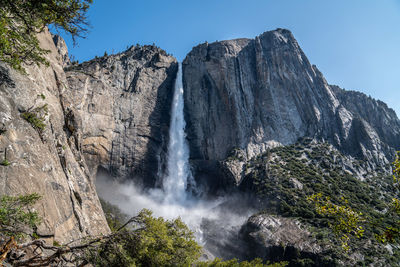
[0,193,41,265]
[1,195,287,266]
[0,0,93,72]
[0,193,41,237]
[0,197,201,267]
[85,208,202,267]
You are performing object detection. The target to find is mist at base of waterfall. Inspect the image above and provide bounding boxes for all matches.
[96,174,255,258]
[95,64,255,259]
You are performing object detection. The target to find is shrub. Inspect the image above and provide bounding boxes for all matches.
[21,104,48,133]
[85,208,201,267]
[0,159,10,166]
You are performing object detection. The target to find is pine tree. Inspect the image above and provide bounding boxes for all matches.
[0,0,93,72]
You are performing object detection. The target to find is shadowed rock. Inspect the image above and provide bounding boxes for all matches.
[66,45,178,186]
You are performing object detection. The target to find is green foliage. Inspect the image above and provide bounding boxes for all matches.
[90,204,201,267]
[37,93,46,100]
[394,152,400,179]
[0,193,41,237]
[32,232,39,239]
[307,193,365,251]
[21,111,46,131]
[244,139,398,264]
[291,258,315,266]
[0,0,92,72]
[303,152,400,265]
[376,152,400,243]
[100,198,129,232]
[21,104,48,133]
[134,209,201,266]
[98,201,289,267]
[0,159,10,166]
[196,258,288,267]
[248,140,392,223]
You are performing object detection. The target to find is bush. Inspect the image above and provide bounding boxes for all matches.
[0,159,10,166]
[98,201,286,267]
[85,207,201,266]
[21,104,48,133]
[98,201,202,266]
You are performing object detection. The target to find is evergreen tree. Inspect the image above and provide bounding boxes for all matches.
[0,0,93,72]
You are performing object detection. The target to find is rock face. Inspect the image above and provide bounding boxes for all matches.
[183,29,400,265]
[0,29,178,246]
[2,26,399,264]
[183,28,400,185]
[0,29,109,243]
[52,34,71,67]
[240,214,326,265]
[65,46,177,186]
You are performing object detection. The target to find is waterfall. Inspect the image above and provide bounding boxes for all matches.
[96,64,247,248]
[162,63,194,204]
[96,66,250,253]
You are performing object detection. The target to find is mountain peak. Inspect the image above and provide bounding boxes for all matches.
[183,28,400,179]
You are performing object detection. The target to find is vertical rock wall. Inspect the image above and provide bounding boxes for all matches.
[182,29,400,186]
[66,46,178,186]
[0,29,109,243]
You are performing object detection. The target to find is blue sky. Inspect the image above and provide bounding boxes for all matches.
[59,0,400,116]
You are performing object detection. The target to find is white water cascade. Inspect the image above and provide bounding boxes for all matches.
[162,63,194,204]
[96,63,250,248]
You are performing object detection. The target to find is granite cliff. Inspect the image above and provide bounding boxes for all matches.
[65,45,177,186]
[182,28,400,187]
[0,28,179,245]
[0,29,109,243]
[182,29,400,265]
[1,27,400,265]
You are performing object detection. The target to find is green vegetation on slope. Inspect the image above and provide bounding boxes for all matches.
[196,257,287,267]
[242,138,399,265]
[307,152,400,248]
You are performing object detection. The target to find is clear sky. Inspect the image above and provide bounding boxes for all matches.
[59,0,400,116]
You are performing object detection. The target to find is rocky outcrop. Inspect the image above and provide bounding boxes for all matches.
[240,214,327,266]
[183,29,400,186]
[52,34,71,67]
[331,86,400,159]
[0,29,109,243]
[65,46,177,186]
